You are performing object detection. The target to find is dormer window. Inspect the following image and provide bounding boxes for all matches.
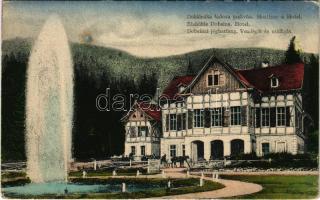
[261,60,270,68]
[177,83,186,93]
[270,76,279,88]
[179,86,185,92]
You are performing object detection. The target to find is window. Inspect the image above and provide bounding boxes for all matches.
[211,108,222,126]
[193,109,204,127]
[208,75,213,86]
[167,114,186,131]
[138,126,148,137]
[276,142,286,152]
[261,108,270,127]
[207,70,222,86]
[262,143,270,155]
[170,145,176,157]
[141,146,145,156]
[231,107,241,125]
[214,74,219,85]
[131,146,136,155]
[182,145,186,157]
[271,77,279,88]
[129,127,136,138]
[277,107,285,126]
[169,114,177,130]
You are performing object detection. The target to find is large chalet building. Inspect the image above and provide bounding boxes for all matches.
[122,55,306,161]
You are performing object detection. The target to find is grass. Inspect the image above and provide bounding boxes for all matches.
[3,177,224,199]
[221,175,319,199]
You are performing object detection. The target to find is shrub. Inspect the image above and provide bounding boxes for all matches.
[225,152,318,169]
[2,178,30,187]
[229,153,259,160]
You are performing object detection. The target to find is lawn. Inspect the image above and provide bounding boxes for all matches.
[221,175,318,199]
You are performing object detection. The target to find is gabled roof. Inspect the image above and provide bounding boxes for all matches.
[121,101,161,122]
[183,55,248,92]
[136,102,161,121]
[236,63,304,92]
[161,75,195,99]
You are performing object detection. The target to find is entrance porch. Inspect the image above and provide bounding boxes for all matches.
[185,135,252,161]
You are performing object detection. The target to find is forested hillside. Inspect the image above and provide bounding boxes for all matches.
[5,38,310,93]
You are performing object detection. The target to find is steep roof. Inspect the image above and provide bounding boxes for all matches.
[161,75,195,99]
[237,63,304,92]
[121,101,161,122]
[136,102,161,121]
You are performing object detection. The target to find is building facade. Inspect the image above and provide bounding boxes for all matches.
[122,102,162,159]
[123,56,306,162]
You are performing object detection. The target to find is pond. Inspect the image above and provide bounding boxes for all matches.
[2,181,163,196]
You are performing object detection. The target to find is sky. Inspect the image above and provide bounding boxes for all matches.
[3,1,319,57]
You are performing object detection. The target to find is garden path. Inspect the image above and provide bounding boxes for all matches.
[155,168,263,199]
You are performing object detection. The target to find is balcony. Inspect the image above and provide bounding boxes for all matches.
[126,136,159,143]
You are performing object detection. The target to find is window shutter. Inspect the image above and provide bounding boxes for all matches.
[249,108,254,127]
[219,74,225,85]
[295,108,300,129]
[286,107,291,126]
[270,107,276,127]
[182,113,186,130]
[188,110,193,129]
[223,107,229,127]
[177,114,182,131]
[241,106,247,126]
[204,108,211,128]
[166,114,169,131]
[255,108,261,128]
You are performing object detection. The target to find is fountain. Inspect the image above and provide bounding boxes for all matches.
[3,15,168,197]
[25,15,73,183]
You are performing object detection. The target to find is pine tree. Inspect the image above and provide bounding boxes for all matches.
[308,54,319,127]
[284,36,302,64]
[2,54,27,161]
[186,58,194,75]
[138,73,149,95]
[303,54,319,153]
